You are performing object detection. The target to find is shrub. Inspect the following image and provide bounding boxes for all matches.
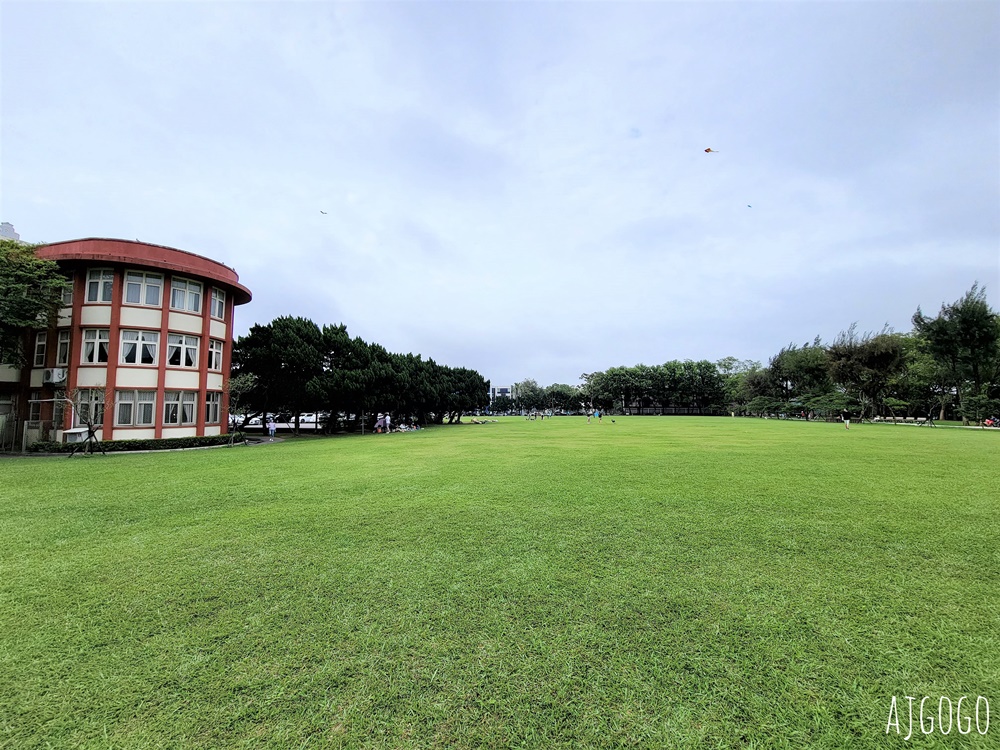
[27,434,240,454]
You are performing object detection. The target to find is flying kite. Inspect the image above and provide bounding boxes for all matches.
[704,148,719,153]
[320,211,327,214]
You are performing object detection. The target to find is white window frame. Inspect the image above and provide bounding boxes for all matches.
[86,269,114,303]
[82,329,110,364]
[28,390,42,422]
[123,271,163,307]
[115,390,134,426]
[164,391,197,425]
[205,391,221,424]
[170,278,202,313]
[76,388,105,426]
[33,332,47,367]
[211,288,226,319]
[115,390,156,426]
[56,330,71,367]
[208,339,224,371]
[167,334,199,368]
[120,330,160,366]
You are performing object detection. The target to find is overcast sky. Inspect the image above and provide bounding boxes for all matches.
[3,1,998,387]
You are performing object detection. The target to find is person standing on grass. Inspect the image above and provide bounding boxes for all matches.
[267,417,276,440]
[385,413,391,433]
[595,408,602,424]
[841,409,851,430]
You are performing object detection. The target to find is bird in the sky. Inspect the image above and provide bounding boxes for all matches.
[704,148,719,153]
[320,210,327,214]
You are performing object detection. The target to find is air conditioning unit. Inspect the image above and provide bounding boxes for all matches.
[43,367,67,385]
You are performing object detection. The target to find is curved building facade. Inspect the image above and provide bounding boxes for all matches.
[0,238,251,447]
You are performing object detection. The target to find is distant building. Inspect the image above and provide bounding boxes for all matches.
[0,238,252,449]
[0,222,20,241]
[489,385,515,412]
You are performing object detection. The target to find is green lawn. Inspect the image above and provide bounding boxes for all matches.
[1,417,997,749]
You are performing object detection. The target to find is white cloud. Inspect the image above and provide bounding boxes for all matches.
[2,1,997,386]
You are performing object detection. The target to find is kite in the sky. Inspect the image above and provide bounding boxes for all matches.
[704,148,719,153]
[320,211,327,214]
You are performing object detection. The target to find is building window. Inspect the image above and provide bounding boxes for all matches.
[33,332,47,367]
[170,279,202,313]
[120,330,159,365]
[61,277,73,306]
[115,391,133,426]
[207,339,224,371]
[164,391,197,425]
[205,392,221,424]
[211,288,226,319]
[76,389,105,426]
[116,390,156,426]
[167,334,199,368]
[124,271,162,306]
[56,330,71,367]
[28,391,42,422]
[136,391,156,425]
[86,269,114,303]
[82,329,110,364]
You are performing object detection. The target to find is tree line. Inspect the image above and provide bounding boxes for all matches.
[501,284,1000,424]
[230,316,490,432]
[3,240,996,427]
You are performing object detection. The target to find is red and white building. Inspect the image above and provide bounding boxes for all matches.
[0,238,252,448]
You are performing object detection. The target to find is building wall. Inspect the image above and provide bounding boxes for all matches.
[7,239,251,446]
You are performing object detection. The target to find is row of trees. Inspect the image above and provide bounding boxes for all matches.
[502,285,1000,424]
[231,316,490,431]
[754,284,999,422]
[500,360,728,416]
[3,238,996,427]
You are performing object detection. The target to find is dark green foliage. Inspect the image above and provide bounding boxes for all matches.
[769,339,834,403]
[826,325,906,419]
[27,434,240,453]
[228,284,998,426]
[233,316,324,430]
[912,283,1000,421]
[581,360,726,414]
[235,318,490,427]
[513,378,545,412]
[0,239,68,365]
[543,383,580,412]
[490,394,514,413]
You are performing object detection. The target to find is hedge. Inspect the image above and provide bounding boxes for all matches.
[26,433,253,454]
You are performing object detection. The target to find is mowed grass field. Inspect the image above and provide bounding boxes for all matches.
[1,417,997,749]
